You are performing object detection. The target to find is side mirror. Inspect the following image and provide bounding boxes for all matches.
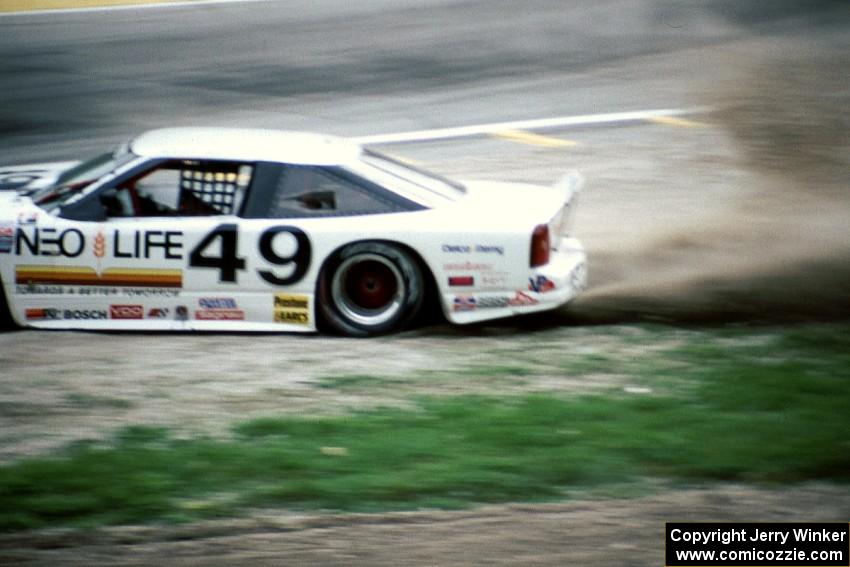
[58,194,107,222]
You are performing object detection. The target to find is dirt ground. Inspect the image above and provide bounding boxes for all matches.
[2,485,849,566]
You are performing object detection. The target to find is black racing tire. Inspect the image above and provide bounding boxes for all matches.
[317,242,424,337]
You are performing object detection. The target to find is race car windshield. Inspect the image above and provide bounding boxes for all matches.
[34,149,136,211]
[357,150,465,206]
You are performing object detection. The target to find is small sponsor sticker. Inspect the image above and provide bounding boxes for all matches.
[17,212,38,225]
[196,297,244,320]
[274,294,309,310]
[110,304,144,319]
[199,298,237,309]
[0,225,13,254]
[274,293,310,325]
[508,291,539,306]
[65,309,108,320]
[448,276,474,287]
[274,309,310,325]
[453,295,477,312]
[442,244,504,256]
[27,308,108,320]
[570,262,587,292]
[25,307,61,320]
[528,275,556,293]
[443,262,494,271]
[93,230,106,258]
[196,310,245,321]
[477,296,509,309]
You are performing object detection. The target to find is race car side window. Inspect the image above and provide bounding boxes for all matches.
[264,165,417,219]
[101,160,252,217]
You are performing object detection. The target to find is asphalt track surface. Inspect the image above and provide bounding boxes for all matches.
[0,0,839,163]
[1,1,850,565]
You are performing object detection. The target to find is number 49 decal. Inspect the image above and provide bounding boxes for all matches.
[189,224,311,286]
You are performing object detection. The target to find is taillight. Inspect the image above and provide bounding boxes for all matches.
[530,224,550,267]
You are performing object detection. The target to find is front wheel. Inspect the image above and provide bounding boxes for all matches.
[317,242,424,337]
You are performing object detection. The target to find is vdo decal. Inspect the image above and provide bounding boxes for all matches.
[188,224,311,286]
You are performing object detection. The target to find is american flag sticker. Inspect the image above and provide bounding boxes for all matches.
[453,295,477,312]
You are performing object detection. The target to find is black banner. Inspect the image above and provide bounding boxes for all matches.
[666,523,849,566]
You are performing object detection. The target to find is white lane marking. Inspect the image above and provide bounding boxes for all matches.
[352,107,710,145]
[0,0,272,18]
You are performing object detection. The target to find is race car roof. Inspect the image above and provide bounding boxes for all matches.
[130,127,362,166]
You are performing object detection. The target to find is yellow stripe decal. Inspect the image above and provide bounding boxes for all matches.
[15,265,182,287]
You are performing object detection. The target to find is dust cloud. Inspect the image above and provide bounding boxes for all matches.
[571,38,850,324]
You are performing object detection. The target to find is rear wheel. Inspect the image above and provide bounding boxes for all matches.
[318,242,424,337]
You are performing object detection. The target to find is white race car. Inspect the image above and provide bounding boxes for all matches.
[0,128,586,336]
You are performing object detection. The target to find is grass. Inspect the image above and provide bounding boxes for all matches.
[315,374,405,390]
[64,393,134,409]
[1,323,849,531]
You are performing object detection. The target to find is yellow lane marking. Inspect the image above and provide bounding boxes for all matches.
[0,0,200,13]
[491,129,577,148]
[647,115,707,128]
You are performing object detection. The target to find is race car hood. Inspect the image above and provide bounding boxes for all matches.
[0,192,38,221]
[0,161,79,193]
[0,190,22,212]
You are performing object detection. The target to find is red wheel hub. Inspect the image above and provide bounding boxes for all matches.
[344,260,398,310]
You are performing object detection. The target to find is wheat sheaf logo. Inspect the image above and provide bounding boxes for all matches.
[93,229,106,276]
[93,230,106,258]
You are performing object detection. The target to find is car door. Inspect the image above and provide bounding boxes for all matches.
[55,158,259,330]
